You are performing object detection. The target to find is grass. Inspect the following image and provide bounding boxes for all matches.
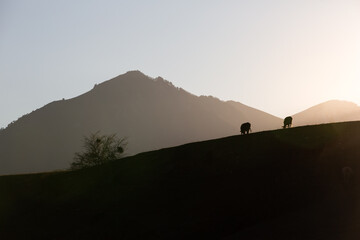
[1,121,360,239]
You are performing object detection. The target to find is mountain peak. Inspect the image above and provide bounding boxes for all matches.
[320,99,358,107]
[0,71,282,175]
[122,70,148,78]
[293,99,360,126]
[109,71,174,86]
[297,100,359,114]
[114,70,152,82]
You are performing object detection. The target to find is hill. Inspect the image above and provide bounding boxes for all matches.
[293,100,360,126]
[0,71,281,175]
[1,122,360,239]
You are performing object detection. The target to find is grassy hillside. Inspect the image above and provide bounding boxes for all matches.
[1,122,360,239]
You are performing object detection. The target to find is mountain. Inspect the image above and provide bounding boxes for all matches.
[292,100,360,126]
[0,71,282,175]
[2,122,360,239]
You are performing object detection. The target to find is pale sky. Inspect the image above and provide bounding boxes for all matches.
[1,0,360,128]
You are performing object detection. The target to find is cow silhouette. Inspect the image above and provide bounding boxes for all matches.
[283,116,293,129]
[240,122,251,135]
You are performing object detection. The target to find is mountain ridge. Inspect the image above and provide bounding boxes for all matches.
[293,100,360,126]
[0,71,282,175]
[2,71,360,175]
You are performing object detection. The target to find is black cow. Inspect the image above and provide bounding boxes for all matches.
[240,122,251,135]
[283,116,293,128]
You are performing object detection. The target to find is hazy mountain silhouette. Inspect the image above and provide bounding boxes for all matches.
[293,100,360,126]
[0,71,282,175]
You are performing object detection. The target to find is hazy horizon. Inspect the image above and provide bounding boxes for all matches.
[1,0,360,128]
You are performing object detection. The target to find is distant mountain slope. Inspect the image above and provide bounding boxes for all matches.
[293,100,360,126]
[227,100,282,129]
[0,71,282,175]
[2,122,360,239]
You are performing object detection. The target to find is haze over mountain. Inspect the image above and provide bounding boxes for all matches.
[292,100,360,126]
[0,71,282,175]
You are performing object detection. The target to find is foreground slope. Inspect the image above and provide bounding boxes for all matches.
[1,122,360,239]
[0,71,281,175]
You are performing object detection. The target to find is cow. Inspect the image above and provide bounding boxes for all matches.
[283,116,293,129]
[240,122,251,135]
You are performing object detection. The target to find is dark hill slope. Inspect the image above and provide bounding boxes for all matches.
[0,71,281,175]
[1,122,360,239]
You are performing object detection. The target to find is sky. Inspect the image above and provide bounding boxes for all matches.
[1,0,360,128]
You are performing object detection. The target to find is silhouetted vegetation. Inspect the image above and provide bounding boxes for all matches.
[70,132,127,170]
[240,122,251,134]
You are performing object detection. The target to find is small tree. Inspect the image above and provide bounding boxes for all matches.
[71,132,127,170]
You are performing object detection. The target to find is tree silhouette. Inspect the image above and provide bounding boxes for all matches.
[71,132,127,170]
